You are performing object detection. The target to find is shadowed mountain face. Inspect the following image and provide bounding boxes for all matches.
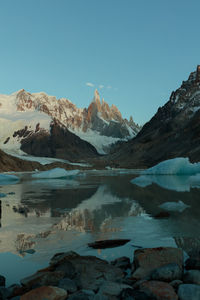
[20,121,99,161]
[110,66,200,168]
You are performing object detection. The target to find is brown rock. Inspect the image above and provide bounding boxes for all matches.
[20,271,65,288]
[132,247,183,280]
[20,285,67,300]
[140,280,178,300]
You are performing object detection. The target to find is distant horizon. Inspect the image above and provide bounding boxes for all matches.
[1,0,200,125]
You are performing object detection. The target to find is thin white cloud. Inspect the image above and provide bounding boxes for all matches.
[86,82,94,87]
[107,85,112,89]
[99,85,104,89]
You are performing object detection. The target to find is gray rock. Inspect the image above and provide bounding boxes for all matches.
[178,284,200,300]
[132,247,183,280]
[120,288,151,300]
[185,258,200,270]
[98,281,132,297]
[93,294,109,300]
[110,256,131,270]
[183,270,200,285]
[0,275,5,287]
[20,270,65,288]
[67,291,92,300]
[139,280,178,300]
[150,263,182,282]
[58,277,77,293]
[0,287,9,300]
[51,251,124,291]
[170,279,183,291]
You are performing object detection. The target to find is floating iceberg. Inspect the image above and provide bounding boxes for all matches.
[131,157,200,191]
[131,174,194,192]
[0,174,19,185]
[142,157,200,175]
[32,168,79,179]
[159,201,190,212]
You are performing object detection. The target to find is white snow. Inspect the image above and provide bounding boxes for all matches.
[0,108,51,153]
[0,174,19,185]
[159,201,190,212]
[70,128,122,154]
[32,168,79,179]
[142,157,200,175]
[5,152,91,167]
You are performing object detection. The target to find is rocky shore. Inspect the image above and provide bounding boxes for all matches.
[0,246,200,299]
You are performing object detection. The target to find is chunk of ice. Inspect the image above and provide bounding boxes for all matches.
[0,174,19,185]
[142,157,200,175]
[32,168,79,179]
[159,200,190,212]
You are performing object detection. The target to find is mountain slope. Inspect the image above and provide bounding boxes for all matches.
[0,89,140,157]
[110,66,200,168]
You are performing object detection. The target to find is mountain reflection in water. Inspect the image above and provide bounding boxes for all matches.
[0,171,199,285]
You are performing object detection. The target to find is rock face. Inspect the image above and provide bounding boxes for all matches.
[111,66,200,168]
[0,89,140,157]
[20,121,99,161]
[0,149,44,172]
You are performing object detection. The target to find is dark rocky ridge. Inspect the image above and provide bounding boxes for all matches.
[20,121,99,162]
[109,66,200,168]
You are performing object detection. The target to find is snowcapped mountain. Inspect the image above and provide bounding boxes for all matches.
[0,89,139,160]
[110,65,200,168]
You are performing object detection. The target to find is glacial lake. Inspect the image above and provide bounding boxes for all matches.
[0,169,200,286]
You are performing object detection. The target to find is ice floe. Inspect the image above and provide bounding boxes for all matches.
[131,157,200,192]
[32,168,79,179]
[142,157,200,175]
[159,201,190,212]
[0,174,19,185]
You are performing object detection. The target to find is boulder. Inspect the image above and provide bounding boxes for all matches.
[150,263,182,282]
[178,284,200,300]
[50,251,124,291]
[20,285,67,300]
[110,256,131,270]
[97,281,132,297]
[139,280,178,300]
[20,271,65,288]
[183,270,200,285]
[132,247,183,280]
[58,277,77,293]
[185,258,200,270]
[0,275,5,287]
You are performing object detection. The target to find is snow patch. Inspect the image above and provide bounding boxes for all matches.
[70,128,121,154]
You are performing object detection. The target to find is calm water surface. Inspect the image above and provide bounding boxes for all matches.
[0,170,199,285]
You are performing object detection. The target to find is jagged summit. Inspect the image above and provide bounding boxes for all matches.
[0,88,140,155]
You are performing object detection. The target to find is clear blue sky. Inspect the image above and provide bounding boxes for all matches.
[0,0,200,125]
